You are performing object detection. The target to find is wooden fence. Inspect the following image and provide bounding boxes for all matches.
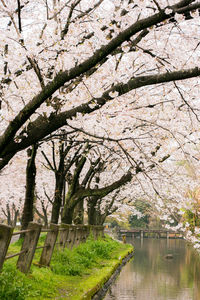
[0,222,104,274]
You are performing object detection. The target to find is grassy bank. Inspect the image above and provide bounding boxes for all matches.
[0,235,133,300]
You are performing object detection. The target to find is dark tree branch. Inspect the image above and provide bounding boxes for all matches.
[17,0,22,32]
[61,0,81,39]
[81,157,101,187]
[52,141,57,170]
[64,144,83,176]
[44,188,53,205]
[27,57,45,89]
[173,81,200,122]
[41,150,55,172]
[72,0,104,23]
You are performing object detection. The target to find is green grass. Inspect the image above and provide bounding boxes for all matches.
[0,234,133,299]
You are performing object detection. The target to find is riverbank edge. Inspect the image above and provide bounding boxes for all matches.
[80,247,134,300]
[92,250,134,300]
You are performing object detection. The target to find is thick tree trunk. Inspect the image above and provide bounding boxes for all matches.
[73,199,84,225]
[21,144,37,233]
[61,205,74,224]
[88,204,104,225]
[50,173,64,224]
[88,197,98,225]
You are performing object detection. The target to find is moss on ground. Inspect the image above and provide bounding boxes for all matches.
[0,235,133,300]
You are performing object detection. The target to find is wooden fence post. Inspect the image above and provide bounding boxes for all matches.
[82,225,89,242]
[17,222,42,273]
[80,225,86,243]
[96,226,100,239]
[102,226,105,237]
[81,225,90,241]
[67,225,76,249]
[73,226,81,247]
[94,226,104,239]
[59,224,70,249]
[90,226,98,239]
[85,225,90,240]
[74,225,87,246]
[98,226,104,238]
[39,223,59,267]
[0,224,14,271]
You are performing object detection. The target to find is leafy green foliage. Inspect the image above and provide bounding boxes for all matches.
[129,199,151,228]
[182,209,200,233]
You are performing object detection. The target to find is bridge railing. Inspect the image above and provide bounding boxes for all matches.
[118,228,184,239]
[0,222,104,274]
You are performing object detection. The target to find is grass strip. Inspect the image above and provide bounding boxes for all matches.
[0,234,133,300]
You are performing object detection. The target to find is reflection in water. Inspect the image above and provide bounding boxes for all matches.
[104,238,200,300]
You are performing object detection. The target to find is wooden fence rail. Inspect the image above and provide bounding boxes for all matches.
[0,222,104,274]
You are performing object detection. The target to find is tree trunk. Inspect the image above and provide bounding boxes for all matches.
[88,204,104,225]
[88,197,98,225]
[21,144,37,233]
[13,210,19,227]
[50,172,64,224]
[61,205,74,224]
[6,203,11,226]
[73,199,84,225]
[88,196,116,226]
[61,193,81,225]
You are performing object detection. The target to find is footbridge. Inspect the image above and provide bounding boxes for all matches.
[118,228,184,239]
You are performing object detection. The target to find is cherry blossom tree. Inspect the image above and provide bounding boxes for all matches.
[1,0,200,169]
[0,0,200,233]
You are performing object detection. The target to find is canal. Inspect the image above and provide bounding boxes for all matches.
[104,238,200,300]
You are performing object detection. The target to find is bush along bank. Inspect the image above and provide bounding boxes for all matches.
[0,234,133,300]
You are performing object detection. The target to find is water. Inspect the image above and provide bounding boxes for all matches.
[104,238,200,300]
